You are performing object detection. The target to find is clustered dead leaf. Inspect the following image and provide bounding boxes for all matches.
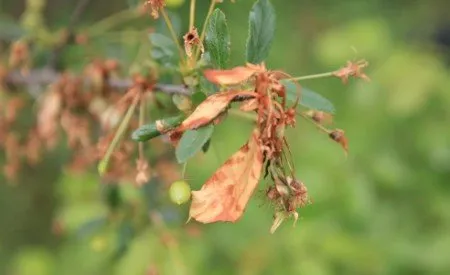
[0,57,163,186]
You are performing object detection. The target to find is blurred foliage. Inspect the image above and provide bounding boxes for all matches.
[1,0,450,274]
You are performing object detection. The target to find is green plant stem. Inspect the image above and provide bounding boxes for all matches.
[86,9,139,37]
[181,162,188,178]
[98,94,140,175]
[161,8,185,64]
[189,0,196,30]
[138,97,146,158]
[288,71,335,82]
[194,0,216,59]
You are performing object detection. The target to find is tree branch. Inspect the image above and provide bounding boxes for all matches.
[3,69,190,95]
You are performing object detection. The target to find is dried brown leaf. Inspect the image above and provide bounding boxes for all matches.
[178,90,254,131]
[189,129,264,223]
[204,66,261,86]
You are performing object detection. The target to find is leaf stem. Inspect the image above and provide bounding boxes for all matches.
[98,93,140,175]
[189,0,196,30]
[298,112,331,135]
[288,71,335,82]
[161,8,185,64]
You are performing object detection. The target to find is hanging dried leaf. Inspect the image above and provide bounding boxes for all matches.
[329,129,348,154]
[178,90,254,131]
[189,129,264,223]
[204,66,260,86]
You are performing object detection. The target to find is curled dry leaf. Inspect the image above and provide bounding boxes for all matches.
[204,65,262,86]
[177,90,255,131]
[189,129,264,223]
[144,0,166,19]
[329,129,348,154]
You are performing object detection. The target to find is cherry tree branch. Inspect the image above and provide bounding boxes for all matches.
[3,69,190,95]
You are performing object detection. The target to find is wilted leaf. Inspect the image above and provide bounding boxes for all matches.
[177,90,254,131]
[132,115,185,142]
[189,129,264,223]
[246,0,276,64]
[282,80,336,114]
[205,9,230,69]
[204,66,259,85]
[176,124,214,163]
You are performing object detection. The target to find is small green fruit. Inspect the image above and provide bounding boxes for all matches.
[169,180,191,205]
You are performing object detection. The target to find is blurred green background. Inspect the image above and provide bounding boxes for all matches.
[1,0,450,274]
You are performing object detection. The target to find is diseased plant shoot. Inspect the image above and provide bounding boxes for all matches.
[0,0,369,233]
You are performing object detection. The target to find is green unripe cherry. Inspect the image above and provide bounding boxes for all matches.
[169,180,191,205]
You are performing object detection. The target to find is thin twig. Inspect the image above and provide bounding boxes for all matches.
[4,69,190,95]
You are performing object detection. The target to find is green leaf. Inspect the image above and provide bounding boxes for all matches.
[149,33,178,65]
[246,0,276,64]
[282,80,336,114]
[205,9,230,69]
[175,125,214,163]
[200,75,219,95]
[132,115,185,142]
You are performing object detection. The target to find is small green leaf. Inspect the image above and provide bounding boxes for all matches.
[205,9,230,69]
[282,80,336,114]
[149,33,177,65]
[246,0,276,64]
[132,115,185,142]
[175,125,214,163]
[191,91,207,106]
[200,75,219,95]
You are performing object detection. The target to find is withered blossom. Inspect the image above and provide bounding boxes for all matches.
[333,60,370,84]
[329,129,348,154]
[135,159,151,186]
[183,28,204,58]
[145,0,166,19]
